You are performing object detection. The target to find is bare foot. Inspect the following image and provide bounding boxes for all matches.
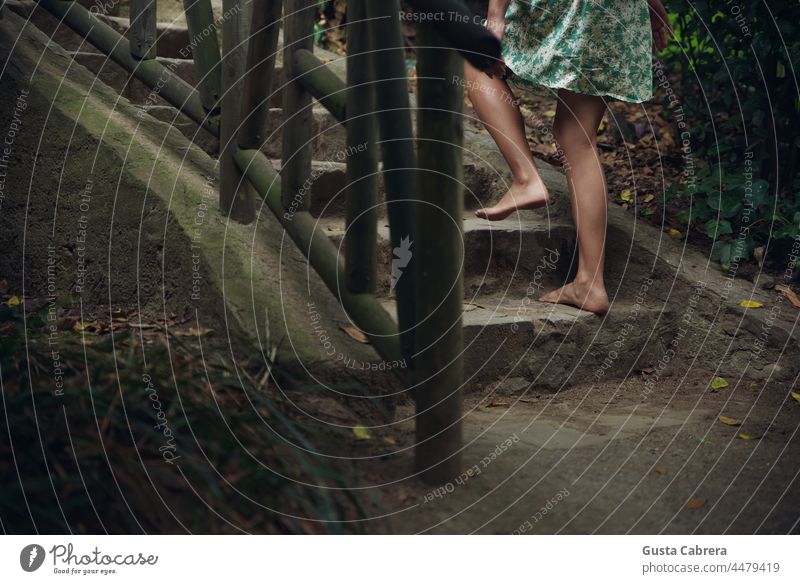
[540,280,610,315]
[475,177,550,221]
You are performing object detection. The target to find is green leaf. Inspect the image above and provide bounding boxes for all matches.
[352,425,371,440]
[711,376,729,390]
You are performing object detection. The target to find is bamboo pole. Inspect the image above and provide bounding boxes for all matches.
[220,0,256,223]
[129,0,157,60]
[413,23,465,484]
[183,0,222,113]
[344,0,377,293]
[280,0,314,212]
[234,148,407,372]
[365,0,418,371]
[238,0,282,149]
[292,49,346,123]
[38,0,218,136]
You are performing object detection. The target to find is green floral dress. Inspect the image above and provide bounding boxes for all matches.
[502,0,654,103]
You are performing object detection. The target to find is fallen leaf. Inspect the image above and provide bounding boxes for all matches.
[640,367,656,376]
[775,284,800,309]
[737,433,761,440]
[667,228,682,238]
[739,300,763,309]
[719,415,740,426]
[339,324,369,344]
[790,391,800,403]
[619,189,633,203]
[686,496,706,509]
[710,376,729,391]
[383,436,396,445]
[352,425,371,440]
[654,464,667,475]
[73,321,91,332]
[129,322,160,330]
[486,400,510,408]
[6,295,22,306]
[463,302,487,312]
[643,194,655,203]
[544,110,556,118]
[187,327,213,337]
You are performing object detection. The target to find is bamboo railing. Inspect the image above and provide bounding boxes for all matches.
[38,0,501,484]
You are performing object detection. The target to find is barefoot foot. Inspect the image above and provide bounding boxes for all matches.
[540,280,610,315]
[475,177,550,221]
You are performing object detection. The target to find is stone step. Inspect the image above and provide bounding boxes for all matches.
[377,295,670,390]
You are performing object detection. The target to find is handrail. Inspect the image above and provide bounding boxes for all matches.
[36,0,472,485]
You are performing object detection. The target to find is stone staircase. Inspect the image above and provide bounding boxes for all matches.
[14,0,798,392]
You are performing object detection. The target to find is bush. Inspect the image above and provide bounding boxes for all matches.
[661,1,800,271]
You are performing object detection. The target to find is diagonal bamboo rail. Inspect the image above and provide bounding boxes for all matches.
[38,0,502,485]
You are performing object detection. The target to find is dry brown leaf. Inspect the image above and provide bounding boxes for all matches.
[719,415,741,427]
[173,327,213,337]
[339,324,369,344]
[686,496,706,509]
[486,400,510,408]
[129,322,160,330]
[775,284,800,309]
[654,464,667,475]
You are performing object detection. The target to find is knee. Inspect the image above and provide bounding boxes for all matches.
[552,117,597,154]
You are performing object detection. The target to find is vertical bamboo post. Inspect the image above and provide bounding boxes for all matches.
[183,0,222,113]
[239,0,282,149]
[345,0,378,293]
[130,0,157,60]
[365,0,417,369]
[280,0,314,212]
[220,0,256,223]
[414,23,465,484]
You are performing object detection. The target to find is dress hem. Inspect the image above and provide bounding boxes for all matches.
[506,72,654,104]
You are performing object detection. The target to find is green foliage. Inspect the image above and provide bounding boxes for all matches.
[661,1,800,271]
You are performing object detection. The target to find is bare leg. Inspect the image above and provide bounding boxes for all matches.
[540,89,610,314]
[464,63,550,220]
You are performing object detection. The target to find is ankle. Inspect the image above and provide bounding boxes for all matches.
[573,273,605,289]
[511,171,543,187]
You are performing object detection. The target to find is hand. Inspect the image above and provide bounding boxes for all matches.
[648,0,674,52]
[485,16,506,43]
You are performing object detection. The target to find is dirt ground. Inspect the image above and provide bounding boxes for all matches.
[334,372,800,534]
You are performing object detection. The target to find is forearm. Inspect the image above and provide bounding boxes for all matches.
[488,0,510,21]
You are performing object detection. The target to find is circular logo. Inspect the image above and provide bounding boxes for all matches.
[19,544,45,572]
